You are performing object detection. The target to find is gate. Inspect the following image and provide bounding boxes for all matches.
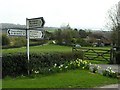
[72,47,111,61]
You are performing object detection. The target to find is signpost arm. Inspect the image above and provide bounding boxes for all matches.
[26,18,30,75]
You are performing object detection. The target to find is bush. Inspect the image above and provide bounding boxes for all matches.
[2,34,10,46]
[76,38,92,46]
[2,52,83,78]
[2,38,47,49]
[13,37,26,47]
[2,53,28,77]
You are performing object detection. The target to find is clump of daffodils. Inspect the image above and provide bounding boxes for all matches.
[34,71,39,74]
[102,67,117,78]
[92,64,101,73]
[32,58,118,79]
[50,58,90,73]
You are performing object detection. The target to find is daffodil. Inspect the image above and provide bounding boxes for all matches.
[82,67,85,69]
[60,64,63,67]
[111,70,115,73]
[34,71,39,74]
[54,63,57,68]
[65,66,68,68]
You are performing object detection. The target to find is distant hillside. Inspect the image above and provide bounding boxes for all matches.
[1,23,111,37]
[1,23,26,29]
[1,23,58,33]
[1,23,26,33]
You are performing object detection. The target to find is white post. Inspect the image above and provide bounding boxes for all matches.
[26,18,30,75]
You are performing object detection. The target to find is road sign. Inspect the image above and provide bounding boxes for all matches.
[30,30,43,39]
[7,29,44,39]
[26,17,45,75]
[27,17,45,29]
[7,29,26,36]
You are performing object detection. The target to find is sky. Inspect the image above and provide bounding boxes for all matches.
[0,0,120,30]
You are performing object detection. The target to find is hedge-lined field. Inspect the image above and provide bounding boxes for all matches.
[2,44,112,77]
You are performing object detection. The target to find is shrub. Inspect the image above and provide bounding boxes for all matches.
[2,38,47,49]
[76,38,92,46]
[13,37,26,47]
[2,34,10,46]
[2,53,28,77]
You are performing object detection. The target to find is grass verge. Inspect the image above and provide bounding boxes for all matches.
[2,70,118,88]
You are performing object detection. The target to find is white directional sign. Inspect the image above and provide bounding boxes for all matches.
[7,29,26,36]
[27,17,45,29]
[7,29,43,39]
[29,30,43,39]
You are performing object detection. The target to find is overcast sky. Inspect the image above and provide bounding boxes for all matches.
[0,0,120,30]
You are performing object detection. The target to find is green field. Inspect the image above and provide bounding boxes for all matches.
[2,70,118,88]
[2,44,72,54]
[2,45,111,64]
[2,44,111,54]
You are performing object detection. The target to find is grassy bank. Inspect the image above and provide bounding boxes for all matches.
[2,70,118,88]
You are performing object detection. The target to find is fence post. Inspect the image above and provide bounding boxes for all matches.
[110,48,114,64]
[115,47,120,64]
[113,47,117,64]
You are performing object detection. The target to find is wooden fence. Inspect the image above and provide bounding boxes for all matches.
[72,47,111,61]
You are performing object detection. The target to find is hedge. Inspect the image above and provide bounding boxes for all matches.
[2,41,47,49]
[2,52,83,78]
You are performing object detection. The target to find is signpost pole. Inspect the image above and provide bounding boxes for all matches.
[26,18,30,75]
[25,17,45,75]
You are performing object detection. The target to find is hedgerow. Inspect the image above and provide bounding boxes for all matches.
[2,52,83,78]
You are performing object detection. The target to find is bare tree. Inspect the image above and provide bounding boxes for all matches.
[106,2,120,47]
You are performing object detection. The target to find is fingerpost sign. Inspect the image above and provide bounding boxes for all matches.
[26,17,45,75]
